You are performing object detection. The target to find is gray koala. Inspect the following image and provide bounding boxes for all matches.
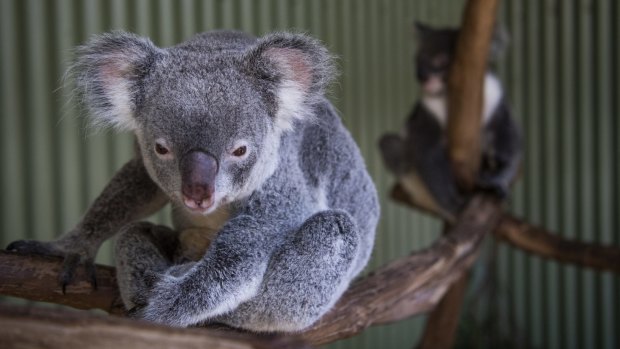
[7,30,379,332]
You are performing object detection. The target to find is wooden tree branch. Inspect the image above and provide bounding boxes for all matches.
[0,195,503,347]
[418,1,500,348]
[392,184,620,273]
[391,185,457,224]
[447,0,500,190]
[494,215,620,272]
[416,273,469,349]
[0,250,124,314]
[0,304,311,349]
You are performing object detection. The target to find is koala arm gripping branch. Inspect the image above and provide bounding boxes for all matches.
[478,102,522,196]
[137,215,273,327]
[409,105,466,214]
[7,157,168,291]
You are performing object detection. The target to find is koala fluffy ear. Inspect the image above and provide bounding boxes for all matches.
[413,21,431,40]
[244,32,336,132]
[70,31,161,131]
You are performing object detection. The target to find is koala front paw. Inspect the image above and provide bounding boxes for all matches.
[6,239,98,293]
[136,276,191,327]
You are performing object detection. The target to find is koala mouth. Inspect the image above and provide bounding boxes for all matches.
[422,76,446,97]
[183,196,215,213]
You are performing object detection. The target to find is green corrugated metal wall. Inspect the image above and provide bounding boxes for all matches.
[495,1,619,349]
[0,1,617,348]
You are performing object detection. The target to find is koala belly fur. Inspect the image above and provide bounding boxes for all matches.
[173,204,231,261]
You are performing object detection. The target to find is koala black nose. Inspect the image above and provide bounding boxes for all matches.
[180,151,218,210]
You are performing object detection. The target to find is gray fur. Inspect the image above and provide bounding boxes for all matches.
[8,30,378,332]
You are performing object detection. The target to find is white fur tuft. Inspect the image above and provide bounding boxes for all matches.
[100,72,139,131]
[315,185,329,211]
[422,73,503,127]
[482,73,503,124]
[250,33,335,133]
[421,94,448,126]
[274,79,309,132]
[69,32,159,132]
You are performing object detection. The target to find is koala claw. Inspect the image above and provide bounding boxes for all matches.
[59,253,80,294]
[59,255,98,293]
[85,260,98,290]
[6,239,98,292]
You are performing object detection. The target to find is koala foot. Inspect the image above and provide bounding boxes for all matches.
[6,239,98,293]
[114,222,180,311]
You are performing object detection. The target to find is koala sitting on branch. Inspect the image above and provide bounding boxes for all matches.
[7,31,379,332]
[379,23,521,219]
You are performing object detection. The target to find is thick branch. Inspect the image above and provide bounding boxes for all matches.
[0,195,503,347]
[420,2,501,346]
[0,304,310,349]
[447,0,500,189]
[0,251,124,314]
[494,215,620,272]
[392,184,620,273]
[416,273,469,349]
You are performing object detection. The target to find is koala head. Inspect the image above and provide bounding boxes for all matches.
[71,31,335,215]
[413,21,507,97]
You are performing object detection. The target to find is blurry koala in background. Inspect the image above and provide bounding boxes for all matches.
[379,22,522,218]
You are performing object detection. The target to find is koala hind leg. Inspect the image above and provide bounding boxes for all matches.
[114,222,180,310]
[216,210,360,332]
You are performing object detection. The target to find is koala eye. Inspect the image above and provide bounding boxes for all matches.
[155,142,170,156]
[232,146,247,157]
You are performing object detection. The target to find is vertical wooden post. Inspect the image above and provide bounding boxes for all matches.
[417,0,499,348]
[447,0,500,190]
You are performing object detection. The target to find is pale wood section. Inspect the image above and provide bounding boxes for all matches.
[416,273,470,349]
[0,304,310,349]
[447,0,500,190]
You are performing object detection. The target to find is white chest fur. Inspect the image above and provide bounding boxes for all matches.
[173,204,230,236]
[174,204,231,260]
[421,73,503,128]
